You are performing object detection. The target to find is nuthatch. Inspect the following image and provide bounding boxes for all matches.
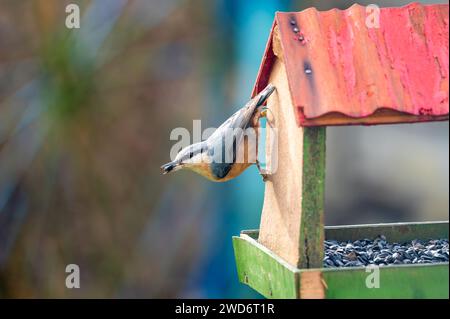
[161,84,275,182]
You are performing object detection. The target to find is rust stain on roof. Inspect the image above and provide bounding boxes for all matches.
[252,3,449,126]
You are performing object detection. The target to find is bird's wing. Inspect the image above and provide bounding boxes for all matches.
[206,99,257,165]
[207,84,275,166]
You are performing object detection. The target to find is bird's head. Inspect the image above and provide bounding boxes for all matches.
[161,142,208,174]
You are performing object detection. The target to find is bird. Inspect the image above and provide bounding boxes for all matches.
[161,83,275,182]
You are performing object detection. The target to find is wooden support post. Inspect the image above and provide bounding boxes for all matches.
[258,52,326,273]
[299,126,326,269]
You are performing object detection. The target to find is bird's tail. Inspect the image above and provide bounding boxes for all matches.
[256,83,275,106]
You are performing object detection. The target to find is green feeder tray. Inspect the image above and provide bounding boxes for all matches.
[233,221,449,299]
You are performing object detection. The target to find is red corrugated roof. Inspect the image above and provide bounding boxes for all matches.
[252,3,449,126]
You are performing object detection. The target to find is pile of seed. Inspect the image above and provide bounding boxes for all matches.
[324,236,449,268]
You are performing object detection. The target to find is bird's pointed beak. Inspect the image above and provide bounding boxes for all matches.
[161,161,181,174]
[256,84,276,106]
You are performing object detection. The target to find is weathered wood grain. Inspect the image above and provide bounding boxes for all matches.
[233,234,300,299]
[299,126,326,269]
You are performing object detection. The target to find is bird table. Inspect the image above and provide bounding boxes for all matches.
[233,3,449,299]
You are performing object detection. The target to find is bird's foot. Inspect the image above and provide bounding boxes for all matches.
[256,160,270,182]
[259,107,275,128]
[260,171,269,182]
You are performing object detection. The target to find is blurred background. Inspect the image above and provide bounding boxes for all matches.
[0,0,448,298]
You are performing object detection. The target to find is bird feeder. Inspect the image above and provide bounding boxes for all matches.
[233,3,449,298]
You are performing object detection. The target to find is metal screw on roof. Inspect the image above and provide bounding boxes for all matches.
[290,19,296,25]
[305,68,312,74]
[298,34,305,42]
[293,27,299,33]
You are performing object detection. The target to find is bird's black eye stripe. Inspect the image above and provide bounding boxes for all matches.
[181,148,202,162]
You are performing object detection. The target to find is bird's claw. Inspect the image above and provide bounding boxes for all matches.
[260,172,269,182]
[256,160,270,182]
[259,107,274,128]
